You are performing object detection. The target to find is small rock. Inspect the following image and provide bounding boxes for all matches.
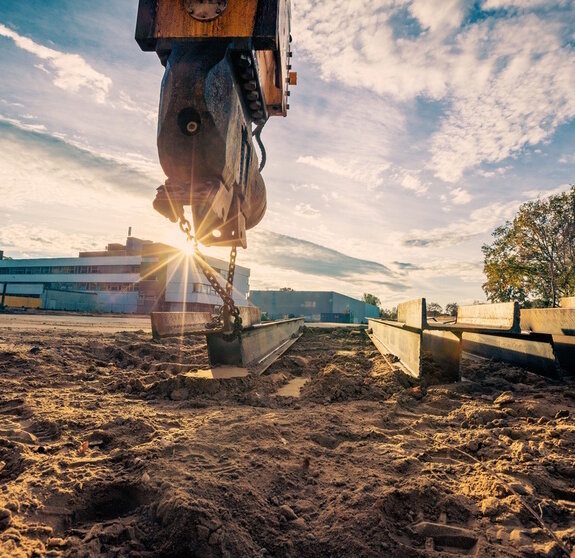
[0,508,12,531]
[196,525,210,541]
[554,410,569,419]
[509,529,530,546]
[291,517,307,530]
[278,504,298,521]
[170,388,189,401]
[494,391,514,406]
[47,538,69,549]
[141,472,151,483]
[480,497,501,517]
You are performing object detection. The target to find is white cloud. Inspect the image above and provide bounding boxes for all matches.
[450,187,472,205]
[409,0,464,32]
[294,202,320,217]
[293,3,575,181]
[291,182,320,192]
[398,171,428,195]
[403,184,572,248]
[297,155,389,189]
[429,15,575,182]
[483,0,557,8]
[0,23,111,103]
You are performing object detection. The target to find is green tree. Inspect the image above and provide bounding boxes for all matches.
[445,302,458,316]
[379,306,398,320]
[482,186,575,307]
[362,293,381,307]
[426,301,443,317]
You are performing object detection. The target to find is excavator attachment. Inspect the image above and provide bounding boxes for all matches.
[136,0,295,247]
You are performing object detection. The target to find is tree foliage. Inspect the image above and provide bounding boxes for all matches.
[445,302,458,316]
[362,293,381,307]
[379,306,398,320]
[482,186,575,307]
[426,301,443,317]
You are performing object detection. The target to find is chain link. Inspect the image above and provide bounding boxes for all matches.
[178,215,242,338]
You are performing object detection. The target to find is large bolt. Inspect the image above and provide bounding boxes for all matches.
[243,81,257,91]
[238,54,252,69]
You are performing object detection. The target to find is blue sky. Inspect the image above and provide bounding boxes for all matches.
[1,0,574,308]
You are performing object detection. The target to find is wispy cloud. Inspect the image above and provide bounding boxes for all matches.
[403,183,573,248]
[397,170,428,195]
[294,202,321,217]
[0,23,112,103]
[448,187,472,205]
[297,155,389,189]
[293,2,575,181]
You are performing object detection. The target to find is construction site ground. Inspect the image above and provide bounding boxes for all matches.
[0,314,574,557]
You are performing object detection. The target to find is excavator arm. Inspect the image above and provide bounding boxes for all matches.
[136,0,295,248]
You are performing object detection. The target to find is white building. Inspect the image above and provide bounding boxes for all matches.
[0,237,250,314]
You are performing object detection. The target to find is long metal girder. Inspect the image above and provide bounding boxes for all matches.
[151,307,262,339]
[368,298,572,382]
[206,317,304,375]
[428,301,521,334]
[368,315,460,383]
[520,308,575,336]
[461,332,560,377]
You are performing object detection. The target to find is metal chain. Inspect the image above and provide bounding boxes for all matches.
[178,215,242,338]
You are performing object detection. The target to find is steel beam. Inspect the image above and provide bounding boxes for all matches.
[428,301,521,334]
[368,318,421,377]
[206,317,304,374]
[553,336,575,375]
[520,308,575,336]
[368,318,460,383]
[151,306,262,339]
[462,332,559,377]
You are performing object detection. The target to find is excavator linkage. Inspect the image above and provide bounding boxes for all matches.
[136,0,295,247]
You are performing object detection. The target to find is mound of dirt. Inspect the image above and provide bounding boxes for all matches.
[0,320,574,557]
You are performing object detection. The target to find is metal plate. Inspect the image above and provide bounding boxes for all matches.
[185,0,228,21]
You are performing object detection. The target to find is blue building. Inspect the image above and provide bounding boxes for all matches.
[248,290,380,324]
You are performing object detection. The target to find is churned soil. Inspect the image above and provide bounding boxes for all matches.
[0,319,574,557]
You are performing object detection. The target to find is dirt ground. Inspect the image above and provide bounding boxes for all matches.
[0,317,574,557]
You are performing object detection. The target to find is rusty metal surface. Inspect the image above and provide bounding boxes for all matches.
[184,0,228,21]
[462,332,559,377]
[151,307,261,339]
[521,308,575,336]
[206,317,303,374]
